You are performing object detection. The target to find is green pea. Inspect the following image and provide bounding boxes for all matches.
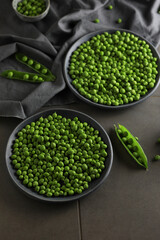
[23,74,29,80]
[15,163,21,169]
[133,152,139,158]
[28,60,34,65]
[22,56,28,62]
[123,131,128,137]
[122,137,127,143]
[94,18,100,23]
[46,192,53,197]
[117,18,122,23]
[7,71,14,78]
[38,77,44,82]
[127,144,132,150]
[32,75,38,81]
[128,138,134,145]
[23,179,28,185]
[41,68,48,74]
[132,146,139,152]
[28,182,32,187]
[40,190,45,195]
[16,170,22,175]
[154,155,160,161]
[108,5,113,10]
[35,64,41,70]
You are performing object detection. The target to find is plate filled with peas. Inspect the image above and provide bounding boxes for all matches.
[6,108,113,202]
[64,29,160,108]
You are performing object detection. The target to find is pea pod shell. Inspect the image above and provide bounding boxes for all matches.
[0,70,50,83]
[15,53,56,81]
[115,124,148,169]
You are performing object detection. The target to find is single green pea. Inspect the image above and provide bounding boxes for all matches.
[35,186,40,192]
[133,152,139,158]
[117,18,122,23]
[15,163,21,169]
[23,74,29,80]
[28,182,32,187]
[28,59,34,65]
[122,137,127,143]
[86,176,91,182]
[40,190,45,195]
[117,129,122,135]
[19,175,23,180]
[35,64,41,70]
[108,5,113,10]
[135,137,139,141]
[128,138,134,145]
[132,146,138,152]
[38,77,44,82]
[23,179,28,185]
[8,71,14,78]
[41,68,48,74]
[46,192,53,197]
[94,18,100,23]
[22,56,28,62]
[154,155,160,161]
[16,170,22,175]
[123,131,128,137]
[127,144,132,150]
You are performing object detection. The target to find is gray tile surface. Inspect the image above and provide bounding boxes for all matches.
[0,118,80,240]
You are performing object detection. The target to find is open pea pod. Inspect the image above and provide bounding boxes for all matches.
[114,124,148,169]
[1,70,52,83]
[15,53,56,81]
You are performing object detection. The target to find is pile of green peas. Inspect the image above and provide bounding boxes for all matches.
[69,31,158,106]
[17,0,46,17]
[11,113,108,197]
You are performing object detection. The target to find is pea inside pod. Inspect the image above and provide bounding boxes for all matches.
[15,53,56,81]
[1,70,48,83]
[115,124,148,169]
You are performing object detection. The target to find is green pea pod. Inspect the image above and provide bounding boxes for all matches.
[15,53,56,81]
[114,124,148,169]
[0,70,51,83]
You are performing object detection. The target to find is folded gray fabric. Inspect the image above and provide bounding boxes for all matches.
[0,0,159,118]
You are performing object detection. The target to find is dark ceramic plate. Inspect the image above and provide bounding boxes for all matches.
[63,28,160,109]
[6,108,113,202]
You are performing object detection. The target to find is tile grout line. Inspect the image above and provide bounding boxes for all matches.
[77,200,83,240]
